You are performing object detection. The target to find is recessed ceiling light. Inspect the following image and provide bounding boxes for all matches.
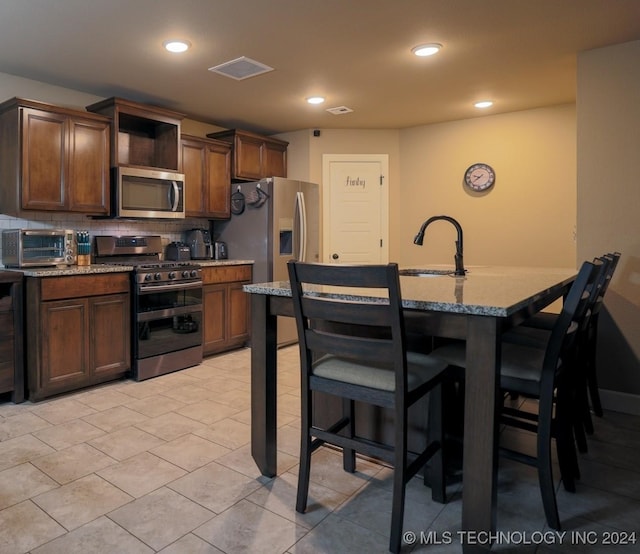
[306,96,325,105]
[163,40,191,53]
[411,43,442,57]
[474,101,494,109]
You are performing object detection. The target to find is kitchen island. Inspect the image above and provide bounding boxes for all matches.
[243,265,577,553]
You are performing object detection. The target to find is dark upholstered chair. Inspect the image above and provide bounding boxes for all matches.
[506,253,620,451]
[522,252,620,421]
[287,261,449,553]
[430,260,601,531]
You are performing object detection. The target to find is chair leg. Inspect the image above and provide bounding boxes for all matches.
[554,385,579,492]
[577,347,594,440]
[587,346,604,418]
[343,398,356,473]
[296,389,313,513]
[573,386,590,454]
[427,383,446,503]
[390,407,408,554]
[537,394,561,530]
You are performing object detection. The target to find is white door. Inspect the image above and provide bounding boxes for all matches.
[322,154,388,264]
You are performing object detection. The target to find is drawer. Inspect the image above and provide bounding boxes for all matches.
[40,273,130,301]
[202,265,252,285]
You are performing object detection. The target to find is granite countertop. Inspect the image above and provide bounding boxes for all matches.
[243,265,577,317]
[197,260,254,267]
[1,259,254,277]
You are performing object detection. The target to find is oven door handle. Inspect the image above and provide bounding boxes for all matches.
[138,280,203,294]
[137,305,202,322]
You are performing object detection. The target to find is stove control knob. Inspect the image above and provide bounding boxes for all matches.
[182,270,190,278]
[190,270,199,278]
[144,274,153,282]
[168,271,177,280]
[154,273,162,281]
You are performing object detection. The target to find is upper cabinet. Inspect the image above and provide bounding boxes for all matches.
[0,98,111,215]
[207,129,288,181]
[181,134,232,219]
[86,97,184,171]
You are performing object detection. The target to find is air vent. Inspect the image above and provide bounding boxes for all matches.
[326,106,353,115]
[208,56,274,80]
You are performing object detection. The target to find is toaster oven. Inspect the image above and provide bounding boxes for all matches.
[2,229,76,268]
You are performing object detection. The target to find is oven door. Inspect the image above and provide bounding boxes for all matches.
[135,281,202,359]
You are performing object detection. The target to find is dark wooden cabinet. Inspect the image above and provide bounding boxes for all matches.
[181,134,232,219]
[207,129,288,181]
[0,272,24,403]
[26,273,130,401]
[87,97,184,171]
[0,98,110,215]
[202,265,251,355]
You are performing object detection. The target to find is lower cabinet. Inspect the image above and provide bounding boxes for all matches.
[0,272,24,402]
[26,273,130,401]
[202,265,251,356]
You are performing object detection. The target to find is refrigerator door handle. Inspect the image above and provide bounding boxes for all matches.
[295,191,307,261]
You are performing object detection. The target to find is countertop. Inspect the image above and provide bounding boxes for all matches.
[0,259,254,277]
[243,265,577,317]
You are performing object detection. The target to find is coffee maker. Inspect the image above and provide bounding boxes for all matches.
[185,229,213,259]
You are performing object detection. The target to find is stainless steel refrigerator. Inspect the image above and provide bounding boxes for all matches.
[211,177,321,346]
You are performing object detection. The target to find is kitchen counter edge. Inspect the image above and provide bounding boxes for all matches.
[1,260,254,277]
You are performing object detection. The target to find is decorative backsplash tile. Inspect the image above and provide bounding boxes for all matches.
[0,212,209,263]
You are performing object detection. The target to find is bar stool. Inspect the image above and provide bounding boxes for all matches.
[288,261,449,553]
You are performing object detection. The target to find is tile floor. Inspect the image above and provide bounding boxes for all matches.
[1,346,639,553]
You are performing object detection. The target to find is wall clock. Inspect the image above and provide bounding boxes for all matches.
[464,163,495,191]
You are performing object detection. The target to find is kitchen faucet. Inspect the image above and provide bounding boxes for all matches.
[413,215,466,276]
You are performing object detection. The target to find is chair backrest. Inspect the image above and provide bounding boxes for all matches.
[543,260,602,381]
[591,252,621,318]
[287,261,408,399]
[578,255,612,334]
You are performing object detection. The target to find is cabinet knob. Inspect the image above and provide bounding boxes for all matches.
[332,253,339,260]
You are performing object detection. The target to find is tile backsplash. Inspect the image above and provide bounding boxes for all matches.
[0,212,210,264]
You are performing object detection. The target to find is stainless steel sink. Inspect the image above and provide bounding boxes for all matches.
[398,268,452,277]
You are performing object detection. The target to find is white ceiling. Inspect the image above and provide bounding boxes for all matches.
[1,0,639,134]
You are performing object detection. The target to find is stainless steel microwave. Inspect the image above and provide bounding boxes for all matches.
[2,229,76,268]
[114,166,185,219]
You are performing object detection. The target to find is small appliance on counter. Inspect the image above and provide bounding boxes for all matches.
[165,242,191,261]
[213,241,228,260]
[185,228,213,259]
[2,229,76,268]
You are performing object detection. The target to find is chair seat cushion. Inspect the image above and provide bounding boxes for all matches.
[312,351,448,392]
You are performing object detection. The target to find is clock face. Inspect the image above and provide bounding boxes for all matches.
[464,163,495,191]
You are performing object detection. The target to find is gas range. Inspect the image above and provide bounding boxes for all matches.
[94,235,201,285]
[93,235,204,381]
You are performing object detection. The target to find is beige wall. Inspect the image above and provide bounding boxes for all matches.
[398,106,577,269]
[281,107,577,270]
[577,40,640,398]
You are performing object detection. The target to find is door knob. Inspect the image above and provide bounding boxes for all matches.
[332,253,339,260]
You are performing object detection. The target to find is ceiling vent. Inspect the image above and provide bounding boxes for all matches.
[208,56,274,80]
[326,106,353,115]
